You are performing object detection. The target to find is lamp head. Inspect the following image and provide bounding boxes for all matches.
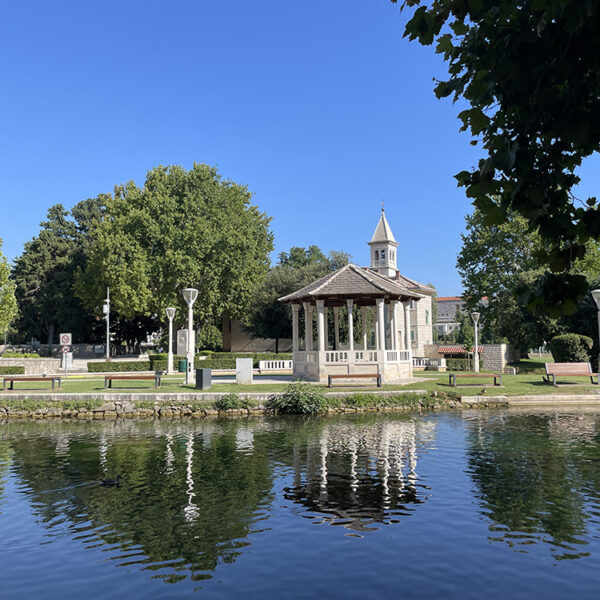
[166,307,176,321]
[592,289,600,308]
[471,311,480,324]
[182,288,198,306]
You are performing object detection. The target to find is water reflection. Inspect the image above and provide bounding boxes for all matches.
[465,409,600,560]
[283,418,435,532]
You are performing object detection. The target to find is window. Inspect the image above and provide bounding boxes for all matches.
[375,250,379,261]
[425,309,429,325]
[381,250,386,262]
[410,330,415,341]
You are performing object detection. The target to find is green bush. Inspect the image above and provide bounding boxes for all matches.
[549,334,593,363]
[446,358,470,371]
[2,352,41,358]
[214,392,250,411]
[266,381,326,415]
[0,366,25,375]
[200,359,237,370]
[88,361,151,372]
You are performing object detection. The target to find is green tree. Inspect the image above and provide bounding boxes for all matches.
[455,311,474,349]
[245,247,351,350]
[0,240,17,336]
[11,204,102,344]
[397,0,600,314]
[76,164,274,330]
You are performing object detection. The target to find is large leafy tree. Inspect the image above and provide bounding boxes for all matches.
[396,0,600,315]
[0,239,17,335]
[245,247,351,351]
[76,163,274,330]
[12,203,104,344]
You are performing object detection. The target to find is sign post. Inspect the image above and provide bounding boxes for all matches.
[59,333,72,375]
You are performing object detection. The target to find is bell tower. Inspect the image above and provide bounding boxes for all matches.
[368,207,398,278]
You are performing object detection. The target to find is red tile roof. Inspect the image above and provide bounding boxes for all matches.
[437,345,483,354]
[437,296,463,302]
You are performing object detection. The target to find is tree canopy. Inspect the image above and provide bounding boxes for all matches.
[76,163,274,327]
[0,239,17,335]
[397,0,600,314]
[245,247,351,350]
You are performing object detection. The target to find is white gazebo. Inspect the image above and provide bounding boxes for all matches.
[279,263,422,383]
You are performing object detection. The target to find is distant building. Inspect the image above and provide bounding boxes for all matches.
[435,296,488,336]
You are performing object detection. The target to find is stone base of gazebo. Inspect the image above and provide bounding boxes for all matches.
[293,349,412,384]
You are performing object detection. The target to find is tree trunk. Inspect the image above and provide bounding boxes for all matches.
[47,324,55,346]
[275,338,279,354]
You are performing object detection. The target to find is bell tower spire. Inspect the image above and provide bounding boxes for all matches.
[368,206,398,277]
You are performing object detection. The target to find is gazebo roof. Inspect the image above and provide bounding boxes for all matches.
[278,263,422,304]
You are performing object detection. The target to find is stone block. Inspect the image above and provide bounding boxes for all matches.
[236,358,253,385]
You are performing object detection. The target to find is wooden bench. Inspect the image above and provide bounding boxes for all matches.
[105,374,162,389]
[542,362,598,387]
[449,373,502,387]
[328,373,382,388]
[3,376,62,391]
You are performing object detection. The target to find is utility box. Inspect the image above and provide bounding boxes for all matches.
[195,368,211,390]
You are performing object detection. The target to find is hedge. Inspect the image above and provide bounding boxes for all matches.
[2,352,41,358]
[208,352,292,367]
[549,334,593,364]
[0,366,25,375]
[88,361,151,373]
[446,358,470,371]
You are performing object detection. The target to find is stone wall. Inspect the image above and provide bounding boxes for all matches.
[0,358,62,374]
[481,344,519,372]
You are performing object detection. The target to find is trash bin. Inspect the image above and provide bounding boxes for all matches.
[178,359,187,373]
[195,368,211,390]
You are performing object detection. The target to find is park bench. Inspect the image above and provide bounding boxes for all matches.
[328,373,382,388]
[104,373,162,389]
[542,362,598,387]
[449,373,502,387]
[2,376,62,391]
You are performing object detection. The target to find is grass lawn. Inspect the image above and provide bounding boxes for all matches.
[0,356,598,397]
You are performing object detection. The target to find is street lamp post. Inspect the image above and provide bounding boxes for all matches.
[471,311,480,373]
[592,289,600,375]
[166,307,177,374]
[182,288,198,385]
[103,287,110,360]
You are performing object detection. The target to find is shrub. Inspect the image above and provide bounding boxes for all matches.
[2,352,41,358]
[214,393,250,411]
[200,359,237,370]
[446,358,470,371]
[549,334,594,363]
[266,381,326,415]
[0,366,25,375]
[88,361,151,372]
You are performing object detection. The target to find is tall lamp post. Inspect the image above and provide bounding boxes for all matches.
[182,288,198,385]
[471,311,480,373]
[166,307,177,374]
[103,287,110,360]
[592,289,600,374]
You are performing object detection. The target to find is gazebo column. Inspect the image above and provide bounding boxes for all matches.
[362,306,368,350]
[333,307,340,350]
[303,301,313,351]
[403,301,411,351]
[377,298,386,352]
[316,300,326,352]
[374,306,379,350]
[292,304,300,352]
[390,300,398,350]
[347,299,354,351]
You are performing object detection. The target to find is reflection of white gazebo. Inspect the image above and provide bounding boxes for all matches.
[279,264,422,383]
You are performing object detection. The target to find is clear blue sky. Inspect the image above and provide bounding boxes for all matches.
[1,0,598,295]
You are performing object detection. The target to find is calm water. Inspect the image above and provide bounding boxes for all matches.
[1,410,600,599]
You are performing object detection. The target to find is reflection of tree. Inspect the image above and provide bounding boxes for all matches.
[6,419,274,583]
[467,412,599,559]
[0,441,13,510]
[279,416,435,532]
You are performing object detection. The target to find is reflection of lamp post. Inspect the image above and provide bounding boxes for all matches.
[166,307,176,374]
[182,288,198,385]
[592,290,600,374]
[471,311,480,373]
